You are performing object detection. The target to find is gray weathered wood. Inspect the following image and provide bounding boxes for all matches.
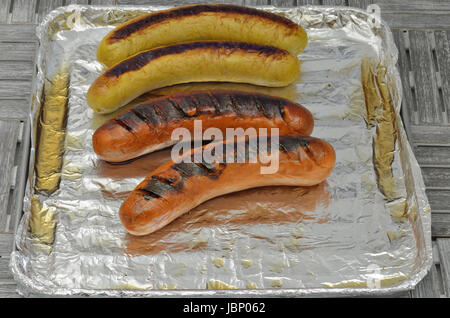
[411,264,442,298]
[65,0,90,4]
[414,146,450,166]
[0,282,19,298]
[410,125,450,145]
[381,11,450,29]
[409,30,442,124]
[322,0,346,5]
[376,0,450,11]
[421,167,450,189]
[348,0,370,9]
[8,119,30,234]
[0,42,36,62]
[0,257,13,280]
[0,0,11,23]
[0,80,32,99]
[0,121,19,233]
[0,61,34,81]
[434,30,450,123]
[37,0,64,22]
[0,100,30,120]
[393,29,417,126]
[0,234,14,254]
[437,238,450,297]
[432,213,450,237]
[91,0,118,4]
[0,24,37,42]
[272,0,295,7]
[426,189,450,212]
[243,0,268,5]
[296,0,321,5]
[11,0,37,23]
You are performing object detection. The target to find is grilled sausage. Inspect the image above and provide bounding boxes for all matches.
[86,41,300,114]
[97,4,308,67]
[92,90,314,162]
[119,136,335,236]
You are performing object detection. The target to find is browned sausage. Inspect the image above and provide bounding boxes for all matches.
[92,90,314,163]
[119,135,335,236]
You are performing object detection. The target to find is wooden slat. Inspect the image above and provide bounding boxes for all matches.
[0,61,33,81]
[11,0,37,23]
[0,121,19,233]
[0,100,29,120]
[36,0,64,22]
[0,0,11,23]
[414,146,450,166]
[65,0,89,4]
[8,120,30,234]
[90,0,117,5]
[0,24,37,42]
[0,234,14,255]
[432,213,450,238]
[427,190,450,212]
[411,264,442,298]
[0,80,32,99]
[243,0,269,5]
[410,125,450,145]
[376,0,450,11]
[0,282,19,298]
[409,30,441,124]
[0,42,36,62]
[272,0,295,6]
[393,29,417,125]
[437,238,450,297]
[381,12,450,29]
[348,0,371,9]
[434,30,450,123]
[0,257,13,280]
[296,0,322,4]
[322,0,346,5]
[421,167,450,188]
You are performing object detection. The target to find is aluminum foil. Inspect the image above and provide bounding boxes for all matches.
[10,4,432,297]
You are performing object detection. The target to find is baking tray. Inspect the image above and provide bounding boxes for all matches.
[10,4,432,297]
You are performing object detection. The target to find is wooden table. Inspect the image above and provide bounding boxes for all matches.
[0,0,448,298]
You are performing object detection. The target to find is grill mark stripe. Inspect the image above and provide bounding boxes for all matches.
[165,97,188,117]
[151,103,168,124]
[251,94,267,118]
[172,162,209,178]
[129,108,159,134]
[152,175,177,186]
[279,136,310,153]
[109,4,298,42]
[207,91,222,114]
[210,91,235,114]
[133,104,164,126]
[141,179,176,197]
[166,97,191,116]
[113,118,134,133]
[138,188,162,200]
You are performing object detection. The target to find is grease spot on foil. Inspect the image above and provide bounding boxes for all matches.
[241,259,253,268]
[211,257,225,268]
[206,280,237,290]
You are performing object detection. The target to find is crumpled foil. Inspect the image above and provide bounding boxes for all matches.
[10,4,432,297]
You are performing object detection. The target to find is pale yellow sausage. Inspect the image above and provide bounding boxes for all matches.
[97,4,308,67]
[87,41,301,114]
